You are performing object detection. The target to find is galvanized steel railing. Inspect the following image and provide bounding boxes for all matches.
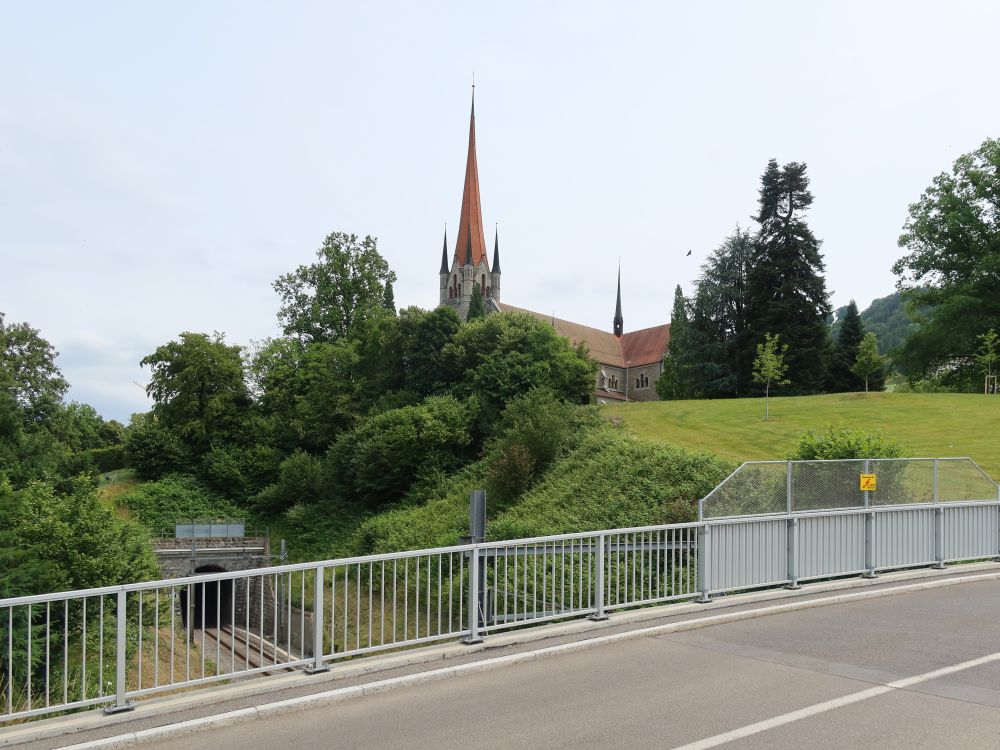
[2,459,997,723]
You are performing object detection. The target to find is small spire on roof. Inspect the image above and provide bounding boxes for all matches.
[492,225,501,274]
[613,264,624,337]
[440,225,449,274]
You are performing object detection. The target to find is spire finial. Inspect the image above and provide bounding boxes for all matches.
[613,264,624,337]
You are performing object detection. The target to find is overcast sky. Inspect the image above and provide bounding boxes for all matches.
[3,1,999,422]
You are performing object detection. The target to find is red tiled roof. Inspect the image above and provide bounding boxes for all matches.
[621,324,671,366]
[497,303,669,368]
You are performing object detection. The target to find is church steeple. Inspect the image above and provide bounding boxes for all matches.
[613,267,624,337]
[439,227,449,274]
[492,226,501,274]
[453,88,489,269]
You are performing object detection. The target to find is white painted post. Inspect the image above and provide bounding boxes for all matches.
[697,524,712,603]
[306,566,329,673]
[105,590,134,714]
[463,545,483,643]
[786,517,801,589]
[589,533,608,620]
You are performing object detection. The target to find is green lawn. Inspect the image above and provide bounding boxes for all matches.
[603,392,1000,479]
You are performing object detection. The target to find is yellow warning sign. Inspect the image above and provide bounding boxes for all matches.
[860,474,877,492]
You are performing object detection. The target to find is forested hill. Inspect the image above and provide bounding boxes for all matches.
[830,292,917,355]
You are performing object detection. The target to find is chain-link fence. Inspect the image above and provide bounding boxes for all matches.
[700,458,999,520]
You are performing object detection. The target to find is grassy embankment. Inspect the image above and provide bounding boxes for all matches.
[603,392,1000,478]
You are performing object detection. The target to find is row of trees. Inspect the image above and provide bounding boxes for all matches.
[658,160,885,401]
[661,137,999,399]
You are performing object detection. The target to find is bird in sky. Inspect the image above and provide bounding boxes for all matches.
[686,250,692,256]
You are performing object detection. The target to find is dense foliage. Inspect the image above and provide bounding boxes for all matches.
[893,138,1000,388]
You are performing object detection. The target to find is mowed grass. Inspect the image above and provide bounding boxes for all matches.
[603,392,1000,479]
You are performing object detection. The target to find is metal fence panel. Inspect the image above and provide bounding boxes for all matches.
[702,462,788,518]
[936,459,998,502]
[792,461,866,512]
[709,519,786,591]
[943,505,999,561]
[876,508,936,569]
[797,514,866,579]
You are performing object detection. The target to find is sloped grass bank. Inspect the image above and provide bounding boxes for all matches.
[355,425,733,553]
[605,392,1000,478]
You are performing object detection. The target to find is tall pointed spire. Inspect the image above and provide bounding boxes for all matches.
[453,87,489,269]
[492,225,501,274]
[613,266,624,337]
[439,226,449,274]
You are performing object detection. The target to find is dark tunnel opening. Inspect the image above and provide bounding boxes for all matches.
[180,566,233,629]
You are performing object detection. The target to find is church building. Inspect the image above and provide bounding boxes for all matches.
[438,92,671,403]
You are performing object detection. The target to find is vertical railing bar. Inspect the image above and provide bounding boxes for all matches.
[448,554,453,634]
[201,582,207,678]
[343,566,349,654]
[457,553,463,635]
[355,564,360,653]
[330,569,337,655]
[44,602,50,708]
[415,557,420,640]
[403,559,408,645]
[437,555,442,636]
[425,555,431,636]
[392,560,398,644]
[98,597,104,696]
[368,563,374,648]
[308,567,326,673]
[382,560,387,645]
[216,580,222,676]
[63,599,69,703]
[135,595,141,694]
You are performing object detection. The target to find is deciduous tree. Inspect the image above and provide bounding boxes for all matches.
[752,332,790,421]
[893,138,1000,387]
[273,232,397,343]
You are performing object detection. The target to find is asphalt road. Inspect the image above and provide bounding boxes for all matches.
[125,578,1000,750]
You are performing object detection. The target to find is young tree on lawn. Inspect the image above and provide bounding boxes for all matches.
[852,332,886,393]
[752,332,790,421]
[976,329,999,394]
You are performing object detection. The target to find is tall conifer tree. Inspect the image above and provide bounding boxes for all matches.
[745,160,831,393]
[827,300,864,391]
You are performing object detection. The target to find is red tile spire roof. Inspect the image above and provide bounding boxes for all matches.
[453,89,489,269]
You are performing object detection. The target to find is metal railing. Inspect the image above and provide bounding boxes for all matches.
[2,459,998,723]
[700,457,998,519]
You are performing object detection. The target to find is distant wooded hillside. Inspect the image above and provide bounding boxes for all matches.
[830,292,917,356]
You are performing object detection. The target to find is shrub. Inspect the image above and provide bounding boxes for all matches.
[200,443,283,500]
[125,419,188,479]
[253,450,330,516]
[789,426,904,460]
[115,474,245,534]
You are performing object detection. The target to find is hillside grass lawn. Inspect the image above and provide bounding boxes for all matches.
[604,392,1000,479]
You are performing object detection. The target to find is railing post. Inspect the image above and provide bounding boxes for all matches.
[305,566,329,673]
[785,517,801,589]
[463,544,484,644]
[697,523,712,603]
[105,590,134,714]
[933,506,946,569]
[863,511,877,578]
[786,461,793,515]
[589,533,608,621]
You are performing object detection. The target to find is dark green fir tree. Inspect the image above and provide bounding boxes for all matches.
[745,160,831,394]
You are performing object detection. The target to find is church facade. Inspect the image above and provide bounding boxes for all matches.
[437,93,670,403]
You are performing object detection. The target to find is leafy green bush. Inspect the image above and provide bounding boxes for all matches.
[125,419,188,479]
[894,377,956,394]
[483,389,596,504]
[115,474,245,533]
[252,450,330,516]
[326,395,474,507]
[789,426,904,460]
[200,442,283,500]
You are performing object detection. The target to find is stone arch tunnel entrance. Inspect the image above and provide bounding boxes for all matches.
[181,566,233,629]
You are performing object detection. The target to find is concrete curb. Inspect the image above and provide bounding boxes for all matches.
[56,570,1000,750]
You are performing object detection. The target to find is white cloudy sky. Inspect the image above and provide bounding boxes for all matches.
[2,1,999,422]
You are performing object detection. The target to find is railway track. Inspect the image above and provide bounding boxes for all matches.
[196,625,297,675]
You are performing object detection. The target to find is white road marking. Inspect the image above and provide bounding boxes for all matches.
[671,651,1000,750]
